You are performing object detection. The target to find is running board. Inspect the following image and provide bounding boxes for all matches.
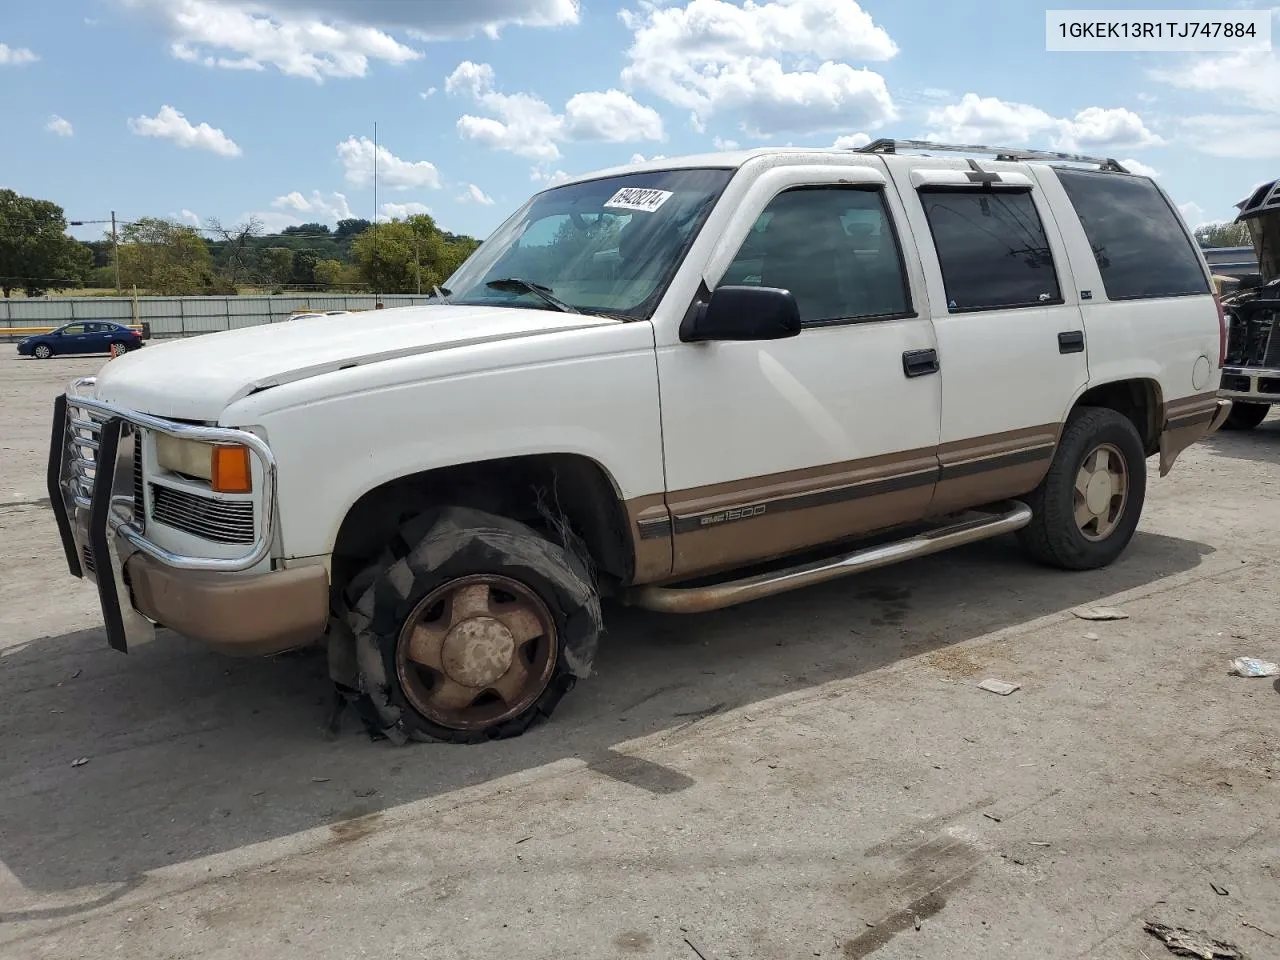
[624,500,1033,614]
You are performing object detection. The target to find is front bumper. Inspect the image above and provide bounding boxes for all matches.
[47,378,327,656]
[1220,366,1280,404]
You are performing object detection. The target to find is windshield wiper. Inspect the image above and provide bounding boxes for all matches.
[430,284,451,299]
[485,277,580,314]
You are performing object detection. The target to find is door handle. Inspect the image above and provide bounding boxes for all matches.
[902,348,940,378]
[1058,330,1085,354]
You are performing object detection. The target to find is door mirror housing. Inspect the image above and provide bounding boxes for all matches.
[681,285,802,343]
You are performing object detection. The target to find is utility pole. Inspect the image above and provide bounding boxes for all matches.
[111,210,121,295]
[372,121,379,302]
[414,235,421,295]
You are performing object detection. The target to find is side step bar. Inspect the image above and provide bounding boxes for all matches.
[624,500,1033,614]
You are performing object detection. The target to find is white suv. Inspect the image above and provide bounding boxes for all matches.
[49,139,1230,745]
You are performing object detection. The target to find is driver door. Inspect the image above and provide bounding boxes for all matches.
[654,164,943,578]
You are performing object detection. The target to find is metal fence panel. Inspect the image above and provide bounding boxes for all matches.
[2,293,435,341]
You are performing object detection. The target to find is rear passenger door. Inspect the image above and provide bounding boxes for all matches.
[888,164,1089,515]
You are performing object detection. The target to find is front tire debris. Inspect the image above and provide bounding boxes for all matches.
[329,506,602,745]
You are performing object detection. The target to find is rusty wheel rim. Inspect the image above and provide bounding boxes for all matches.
[394,574,558,732]
[1073,442,1129,542]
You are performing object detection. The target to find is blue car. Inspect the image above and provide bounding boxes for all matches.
[17,321,144,359]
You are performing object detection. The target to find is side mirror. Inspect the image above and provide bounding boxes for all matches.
[680,285,802,343]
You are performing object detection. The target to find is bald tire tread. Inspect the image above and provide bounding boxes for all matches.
[348,507,600,745]
[1221,401,1270,431]
[1017,406,1146,571]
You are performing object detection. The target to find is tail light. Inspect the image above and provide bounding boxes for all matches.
[1214,294,1227,367]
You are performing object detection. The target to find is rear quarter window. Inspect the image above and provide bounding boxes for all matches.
[1055,168,1209,301]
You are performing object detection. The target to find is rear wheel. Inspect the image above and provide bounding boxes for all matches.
[337,506,602,744]
[32,344,52,359]
[1018,406,1147,570]
[1221,401,1270,431]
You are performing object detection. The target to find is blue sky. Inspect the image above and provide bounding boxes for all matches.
[1,0,1277,244]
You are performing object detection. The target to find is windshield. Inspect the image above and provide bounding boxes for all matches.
[442,167,734,320]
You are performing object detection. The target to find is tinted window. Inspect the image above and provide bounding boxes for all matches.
[920,189,1062,311]
[61,324,85,334]
[1056,169,1209,300]
[719,186,911,324]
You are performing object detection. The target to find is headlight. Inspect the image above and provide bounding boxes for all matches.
[155,435,252,493]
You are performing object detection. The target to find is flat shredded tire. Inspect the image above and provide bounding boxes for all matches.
[329,506,602,745]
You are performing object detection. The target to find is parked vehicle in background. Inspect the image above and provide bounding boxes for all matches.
[48,139,1229,747]
[18,321,144,359]
[1218,177,1280,430]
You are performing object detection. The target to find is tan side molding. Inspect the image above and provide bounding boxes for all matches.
[624,500,1032,614]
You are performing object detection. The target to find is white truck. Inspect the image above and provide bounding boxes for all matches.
[49,139,1231,744]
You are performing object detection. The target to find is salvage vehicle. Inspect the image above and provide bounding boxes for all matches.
[48,140,1230,744]
[1217,177,1280,430]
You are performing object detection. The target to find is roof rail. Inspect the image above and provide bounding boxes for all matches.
[856,138,1129,173]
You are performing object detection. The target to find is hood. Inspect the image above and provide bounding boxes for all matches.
[89,303,618,421]
[1235,177,1280,282]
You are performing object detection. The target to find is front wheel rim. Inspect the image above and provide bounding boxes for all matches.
[394,574,558,732]
[1073,442,1129,541]
[35,346,50,358]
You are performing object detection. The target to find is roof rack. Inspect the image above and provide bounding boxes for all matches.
[855,138,1129,173]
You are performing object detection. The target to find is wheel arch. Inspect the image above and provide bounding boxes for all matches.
[328,452,637,598]
[1065,376,1165,457]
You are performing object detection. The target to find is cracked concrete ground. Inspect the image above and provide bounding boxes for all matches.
[1,349,1277,960]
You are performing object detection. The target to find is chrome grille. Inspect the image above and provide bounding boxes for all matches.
[149,484,254,544]
[65,402,104,511]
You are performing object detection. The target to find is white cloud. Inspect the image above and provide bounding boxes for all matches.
[45,115,74,137]
[530,167,571,185]
[1150,49,1280,114]
[380,201,433,220]
[336,136,441,189]
[924,94,1163,152]
[420,86,437,98]
[1175,114,1280,160]
[620,0,898,135]
[214,0,580,38]
[125,0,422,81]
[713,136,740,151]
[125,0,580,80]
[271,189,353,221]
[457,183,495,205]
[243,210,307,233]
[1119,158,1159,178]
[564,89,664,142]
[179,208,201,225]
[127,105,243,156]
[0,43,38,65]
[629,153,668,164]
[446,61,664,160]
[1177,201,1207,228]
[833,132,870,149]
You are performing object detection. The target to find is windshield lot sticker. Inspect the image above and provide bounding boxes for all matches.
[604,188,673,213]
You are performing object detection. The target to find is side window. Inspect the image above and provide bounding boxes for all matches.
[919,189,1062,312]
[719,186,911,324]
[83,322,103,333]
[1055,169,1210,300]
[61,324,85,335]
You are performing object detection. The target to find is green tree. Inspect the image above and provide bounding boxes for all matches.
[116,217,215,295]
[260,246,294,287]
[291,248,320,287]
[350,214,479,293]
[313,258,361,290]
[0,189,91,296]
[1195,221,1252,248]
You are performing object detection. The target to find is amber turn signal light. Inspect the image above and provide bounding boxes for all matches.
[210,445,252,494]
